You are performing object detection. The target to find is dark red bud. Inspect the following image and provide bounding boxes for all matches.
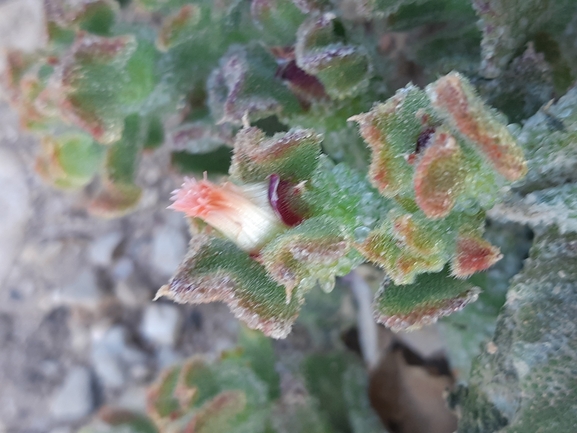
[268,174,305,227]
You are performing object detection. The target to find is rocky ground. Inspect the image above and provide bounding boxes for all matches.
[0,85,241,433]
[0,3,242,431]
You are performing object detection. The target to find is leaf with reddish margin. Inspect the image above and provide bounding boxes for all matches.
[351,85,433,197]
[3,56,50,130]
[374,270,480,331]
[179,357,220,408]
[391,214,444,256]
[230,126,322,183]
[295,13,371,99]
[451,234,502,278]
[260,217,357,299]
[98,407,158,433]
[426,72,527,181]
[88,181,142,217]
[183,391,247,433]
[157,4,202,51]
[37,33,138,144]
[156,235,302,339]
[87,113,144,216]
[413,130,466,218]
[358,225,445,285]
[35,133,104,189]
[44,0,118,34]
[207,44,301,125]
[146,365,183,424]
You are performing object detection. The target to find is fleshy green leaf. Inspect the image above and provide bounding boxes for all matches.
[184,391,247,433]
[295,13,372,99]
[88,114,144,216]
[156,235,302,338]
[374,270,480,331]
[147,365,183,422]
[35,133,104,189]
[351,84,432,198]
[260,216,361,298]
[426,72,527,181]
[157,4,203,51]
[232,327,281,399]
[207,44,301,125]
[38,34,138,144]
[302,157,390,233]
[45,0,118,36]
[251,0,307,46]
[99,408,158,433]
[229,127,322,183]
[413,130,466,219]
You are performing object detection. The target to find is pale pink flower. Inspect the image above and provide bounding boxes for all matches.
[170,175,286,252]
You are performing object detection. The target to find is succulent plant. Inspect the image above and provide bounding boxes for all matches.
[85,328,384,433]
[5,0,577,429]
[4,0,531,335]
[158,71,526,336]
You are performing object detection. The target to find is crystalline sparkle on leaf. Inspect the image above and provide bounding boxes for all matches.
[353,111,401,196]
[392,214,442,256]
[358,226,445,285]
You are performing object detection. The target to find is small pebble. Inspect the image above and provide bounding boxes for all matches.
[140,304,183,347]
[50,366,94,422]
[88,232,123,267]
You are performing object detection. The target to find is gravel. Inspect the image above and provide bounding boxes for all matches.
[140,303,183,347]
[50,366,94,422]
